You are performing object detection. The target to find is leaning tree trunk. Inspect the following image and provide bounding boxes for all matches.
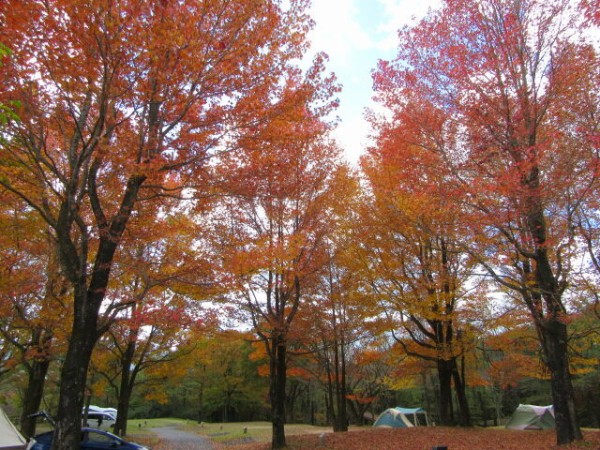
[50,174,145,450]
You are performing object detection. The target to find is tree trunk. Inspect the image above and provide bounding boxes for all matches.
[50,174,144,449]
[522,168,582,445]
[437,359,454,425]
[285,381,298,423]
[20,357,51,439]
[113,339,136,437]
[270,335,287,449]
[324,354,335,426]
[333,338,348,432]
[452,356,471,426]
[540,321,582,445]
[51,297,99,450]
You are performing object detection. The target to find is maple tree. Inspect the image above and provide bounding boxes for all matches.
[469,305,550,423]
[214,77,343,446]
[307,262,356,432]
[287,173,371,431]
[0,194,72,438]
[360,137,480,426]
[343,345,395,426]
[91,291,206,436]
[0,0,331,447]
[370,0,598,444]
[93,201,219,436]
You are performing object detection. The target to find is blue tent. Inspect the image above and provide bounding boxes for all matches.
[373,408,414,428]
[394,407,430,426]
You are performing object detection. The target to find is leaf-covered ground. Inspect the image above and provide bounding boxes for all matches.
[228,427,600,450]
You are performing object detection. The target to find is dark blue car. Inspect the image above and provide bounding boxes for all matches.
[28,427,150,450]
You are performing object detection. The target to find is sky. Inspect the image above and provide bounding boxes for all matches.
[306,0,442,163]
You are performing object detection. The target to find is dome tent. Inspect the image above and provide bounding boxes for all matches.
[505,404,555,430]
[373,408,414,428]
[394,406,430,426]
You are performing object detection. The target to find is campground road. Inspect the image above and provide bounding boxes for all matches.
[151,425,215,450]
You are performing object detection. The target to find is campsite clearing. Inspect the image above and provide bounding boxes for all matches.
[127,420,600,450]
[207,427,600,450]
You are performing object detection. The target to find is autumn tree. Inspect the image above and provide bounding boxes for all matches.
[303,243,383,429]
[360,135,480,425]
[91,291,206,436]
[0,195,72,438]
[95,202,218,437]
[0,0,331,447]
[371,0,598,444]
[215,85,343,447]
[279,171,366,431]
[187,332,269,423]
[472,304,550,424]
[344,344,395,425]
[0,43,62,439]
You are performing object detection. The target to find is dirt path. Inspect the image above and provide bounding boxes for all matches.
[152,425,215,450]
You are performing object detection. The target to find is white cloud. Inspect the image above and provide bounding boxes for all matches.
[307,0,442,163]
[307,0,373,71]
[332,111,372,164]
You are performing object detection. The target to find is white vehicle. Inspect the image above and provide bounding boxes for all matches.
[83,406,117,431]
[87,405,117,419]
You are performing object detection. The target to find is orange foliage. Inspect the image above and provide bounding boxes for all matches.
[0,0,332,443]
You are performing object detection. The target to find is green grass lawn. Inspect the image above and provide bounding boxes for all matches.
[193,421,330,444]
[126,418,331,446]
[124,418,190,448]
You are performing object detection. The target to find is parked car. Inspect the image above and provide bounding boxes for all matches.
[84,411,116,431]
[27,427,150,450]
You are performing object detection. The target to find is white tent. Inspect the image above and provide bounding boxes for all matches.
[0,408,27,450]
[505,404,555,430]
